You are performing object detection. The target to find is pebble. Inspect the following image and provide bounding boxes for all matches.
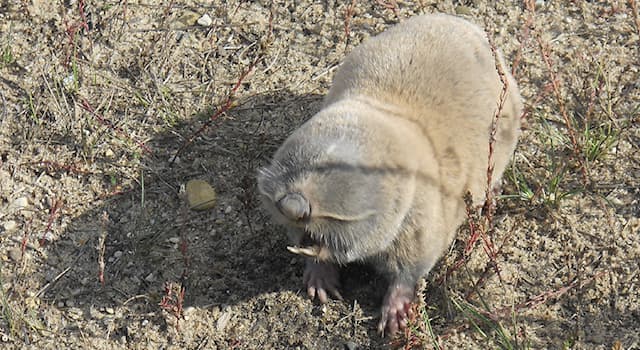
[183,306,196,321]
[176,11,199,26]
[67,307,83,320]
[344,341,358,350]
[90,306,104,320]
[145,273,155,282]
[2,220,18,233]
[454,6,472,15]
[113,250,123,258]
[185,179,217,211]
[11,197,29,210]
[105,307,115,314]
[7,247,21,262]
[141,319,149,326]
[197,14,212,27]
[216,311,232,332]
[62,74,76,89]
[25,296,39,309]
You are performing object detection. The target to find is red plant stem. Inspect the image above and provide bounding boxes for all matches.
[77,0,89,32]
[536,35,589,185]
[39,198,63,246]
[344,0,357,45]
[79,97,153,154]
[21,160,92,175]
[97,211,109,286]
[169,57,262,164]
[20,218,33,259]
[63,0,89,69]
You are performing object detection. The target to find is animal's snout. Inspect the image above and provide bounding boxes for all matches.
[276,192,311,222]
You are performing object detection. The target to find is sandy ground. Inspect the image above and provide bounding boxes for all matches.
[0,1,638,349]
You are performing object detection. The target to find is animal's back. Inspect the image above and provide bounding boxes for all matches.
[325,13,523,203]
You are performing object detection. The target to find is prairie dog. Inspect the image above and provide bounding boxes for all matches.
[257,13,522,335]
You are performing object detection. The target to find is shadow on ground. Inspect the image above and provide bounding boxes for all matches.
[34,89,393,347]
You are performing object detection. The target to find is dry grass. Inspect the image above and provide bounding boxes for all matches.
[0,1,638,349]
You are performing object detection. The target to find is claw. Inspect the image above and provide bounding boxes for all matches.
[302,260,342,304]
[287,245,320,257]
[378,282,416,336]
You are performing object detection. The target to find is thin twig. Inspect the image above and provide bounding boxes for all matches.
[169,11,275,164]
[97,211,109,286]
[39,197,63,246]
[21,160,93,176]
[79,96,153,154]
[0,89,6,122]
[535,35,589,185]
[630,0,640,34]
[35,267,72,298]
[343,0,357,48]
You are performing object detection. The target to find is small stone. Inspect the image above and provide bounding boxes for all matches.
[113,250,123,258]
[67,307,83,320]
[105,307,115,314]
[2,220,18,233]
[90,306,104,320]
[225,205,232,214]
[57,301,65,308]
[11,197,29,210]
[185,179,217,211]
[344,341,358,350]
[62,74,76,89]
[104,148,115,158]
[216,311,232,332]
[7,248,21,262]
[176,11,199,26]
[197,14,212,27]
[141,319,149,326]
[66,299,75,308]
[145,273,155,282]
[25,296,39,309]
[455,6,472,15]
[610,197,624,206]
[183,306,195,320]
[168,237,180,244]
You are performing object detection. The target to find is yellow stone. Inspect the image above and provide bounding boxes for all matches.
[186,180,217,211]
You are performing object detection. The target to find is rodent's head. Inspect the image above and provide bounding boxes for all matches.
[257,122,403,264]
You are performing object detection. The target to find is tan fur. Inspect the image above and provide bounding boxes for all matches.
[257,13,522,334]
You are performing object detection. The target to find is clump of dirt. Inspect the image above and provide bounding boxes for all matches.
[0,1,638,349]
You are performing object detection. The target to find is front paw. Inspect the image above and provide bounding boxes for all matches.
[303,260,343,303]
[377,282,416,336]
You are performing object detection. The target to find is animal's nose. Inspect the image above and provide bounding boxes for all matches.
[276,192,311,222]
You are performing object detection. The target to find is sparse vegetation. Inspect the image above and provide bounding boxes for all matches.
[0,1,637,349]
[1,44,13,67]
